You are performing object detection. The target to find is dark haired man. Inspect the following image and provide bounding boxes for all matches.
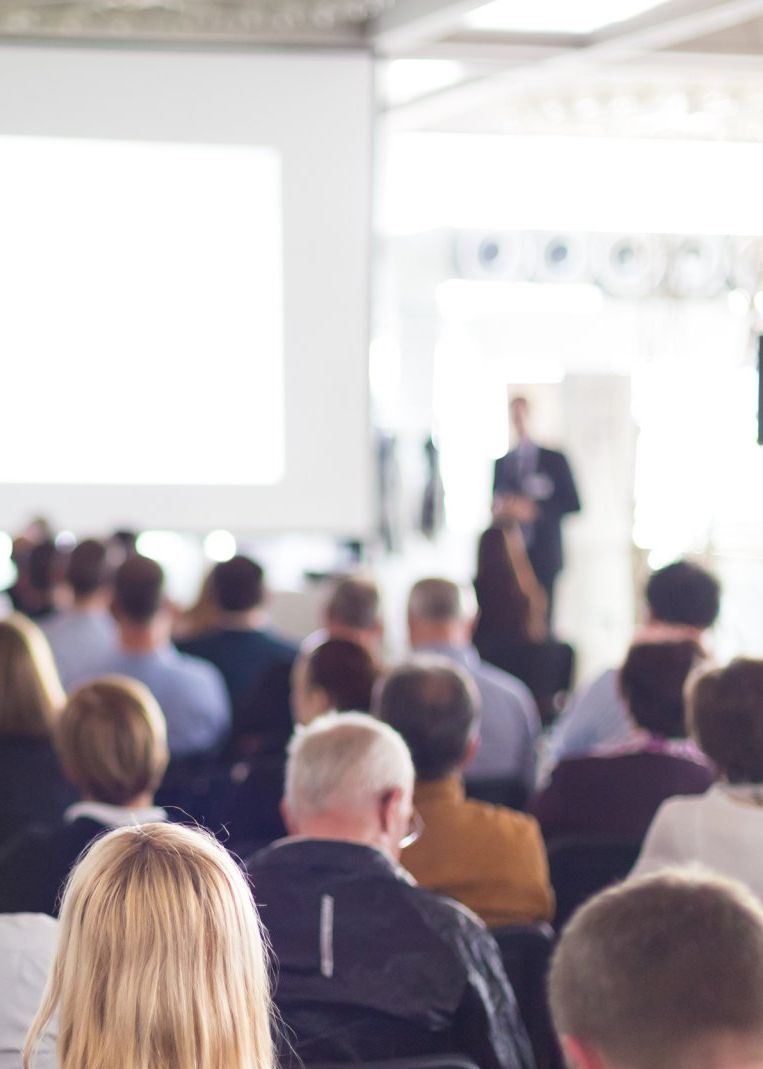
[178,555,297,718]
[74,554,229,757]
[544,559,721,773]
[375,659,553,929]
[42,538,117,689]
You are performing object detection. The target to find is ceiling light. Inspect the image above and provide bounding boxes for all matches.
[465,0,668,35]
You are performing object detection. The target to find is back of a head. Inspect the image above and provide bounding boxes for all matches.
[27,540,61,594]
[374,659,478,781]
[646,560,720,630]
[212,555,264,613]
[407,578,463,624]
[113,555,164,625]
[619,640,701,738]
[67,539,112,599]
[0,614,64,739]
[56,677,169,805]
[475,528,514,584]
[325,576,381,632]
[285,711,414,823]
[690,658,763,784]
[549,870,763,1069]
[25,822,273,1069]
[306,638,378,712]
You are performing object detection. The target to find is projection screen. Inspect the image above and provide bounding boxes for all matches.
[0,44,374,537]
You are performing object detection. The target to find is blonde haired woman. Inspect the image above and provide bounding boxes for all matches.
[25,822,274,1069]
[0,613,73,848]
[0,676,169,915]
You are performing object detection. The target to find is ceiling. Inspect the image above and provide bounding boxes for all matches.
[2,0,763,139]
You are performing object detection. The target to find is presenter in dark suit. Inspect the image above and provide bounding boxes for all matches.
[493,396,581,620]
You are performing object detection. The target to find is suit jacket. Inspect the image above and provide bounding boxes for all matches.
[493,445,580,585]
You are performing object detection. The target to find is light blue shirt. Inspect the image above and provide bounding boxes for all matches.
[74,645,231,757]
[543,667,632,774]
[41,608,118,691]
[416,644,541,790]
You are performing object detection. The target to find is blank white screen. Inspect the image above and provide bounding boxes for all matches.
[0,136,283,486]
[0,46,373,536]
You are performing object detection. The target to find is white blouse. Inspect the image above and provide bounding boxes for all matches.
[632,784,763,900]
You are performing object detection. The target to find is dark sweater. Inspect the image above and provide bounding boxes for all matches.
[532,740,714,842]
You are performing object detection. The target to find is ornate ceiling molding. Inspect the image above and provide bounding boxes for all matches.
[0,0,395,40]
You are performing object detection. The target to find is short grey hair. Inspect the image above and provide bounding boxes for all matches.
[549,869,763,1069]
[285,712,414,820]
[408,578,465,623]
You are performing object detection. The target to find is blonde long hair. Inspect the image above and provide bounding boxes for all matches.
[24,823,274,1069]
[0,613,65,738]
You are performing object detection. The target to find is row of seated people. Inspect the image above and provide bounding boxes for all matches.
[2,538,761,925]
[5,795,763,1069]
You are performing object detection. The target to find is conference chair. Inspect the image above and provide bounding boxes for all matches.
[308,1057,479,1069]
[465,776,528,811]
[547,835,642,929]
[491,923,562,1069]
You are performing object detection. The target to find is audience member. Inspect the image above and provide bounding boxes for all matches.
[75,554,230,757]
[41,538,117,689]
[178,555,297,709]
[0,913,57,1069]
[544,559,720,770]
[291,638,378,725]
[0,615,74,849]
[532,641,714,842]
[408,578,540,790]
[249,713,533,1069]
[24,822,274,1069]
[7,539,62,622]
[549,870,763,1069]
[0,676,169,916]
[323,575,384,658]
[473,524,548,647]
[376,660,553,927]
[633,658,763,896]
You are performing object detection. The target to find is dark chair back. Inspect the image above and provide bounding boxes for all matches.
[477,640,575,725]
[465,776,528,812]
[548,836,642,929]
[491,923,562,1069]
[307,1058,480,1069]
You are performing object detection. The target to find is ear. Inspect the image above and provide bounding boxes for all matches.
[461,733,480,770]
[280,798,298,836]
[560,1036,609,1069]
[378,786,403,836]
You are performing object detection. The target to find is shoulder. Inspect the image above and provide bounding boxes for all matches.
[170,648,226,687]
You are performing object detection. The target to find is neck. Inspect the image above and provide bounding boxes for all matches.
[409,622,465,650]
[290,815,395,860]
[218,607,267,630]
[118,622,166,653]
[72,592,108,613]
[83,791,155,810]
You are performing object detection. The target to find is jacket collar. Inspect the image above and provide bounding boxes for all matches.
[254,837,414,883]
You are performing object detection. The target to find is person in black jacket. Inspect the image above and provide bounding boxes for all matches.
[493,396,581,619]
[0,675,169,916]
[248,712,533,1069]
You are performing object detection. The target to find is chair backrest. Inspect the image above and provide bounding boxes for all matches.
[478,641,575,725]
[307,1057,480,1069]
[490,923,562,1069]
[465,776,528,812]
[547,836,642,929]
